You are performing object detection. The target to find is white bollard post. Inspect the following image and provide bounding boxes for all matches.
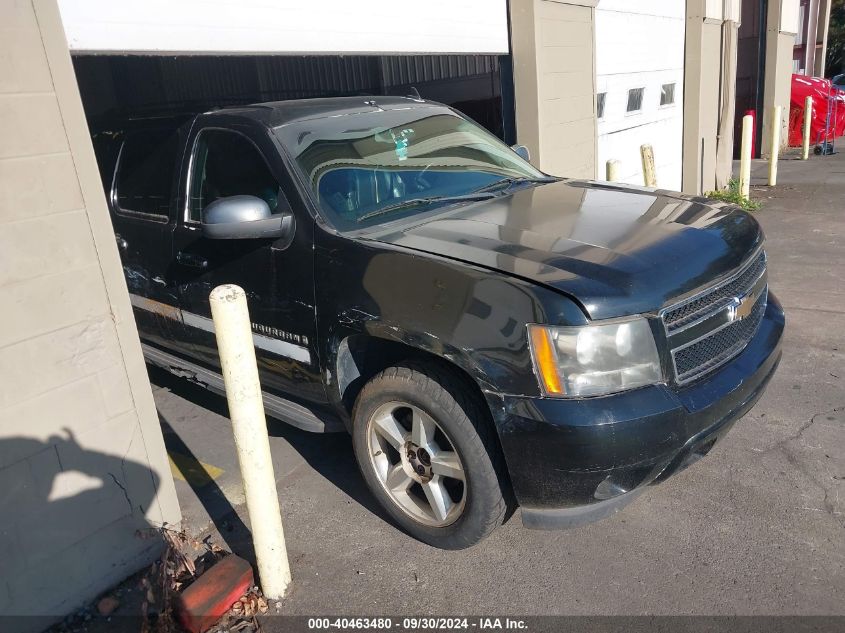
[802,95,812,160]
[768,105,782,186]
[739,114,753,201]
[606,159,620,182]
[209,284,291,600]
[640,145,657,187]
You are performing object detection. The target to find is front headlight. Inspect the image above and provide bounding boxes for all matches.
[527,318,662,397]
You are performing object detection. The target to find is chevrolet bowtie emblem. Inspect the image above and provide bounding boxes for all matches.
[728,289,758,322]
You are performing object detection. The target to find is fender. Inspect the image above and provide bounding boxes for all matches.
[314,228,589,424]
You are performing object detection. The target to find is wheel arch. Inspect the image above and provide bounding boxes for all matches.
[332,332,502,435]
[336,332,516,522]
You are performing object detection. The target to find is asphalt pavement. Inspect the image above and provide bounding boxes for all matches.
[151,150,844,618]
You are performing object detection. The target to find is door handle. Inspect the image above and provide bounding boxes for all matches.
[176,251,209,269]
[115,234,128,251]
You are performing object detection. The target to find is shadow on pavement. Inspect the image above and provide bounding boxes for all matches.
[157,411,257,566]
[148,366,393,537]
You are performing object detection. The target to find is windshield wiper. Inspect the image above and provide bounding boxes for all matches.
[473,176,558,194]
[356,192,497,224]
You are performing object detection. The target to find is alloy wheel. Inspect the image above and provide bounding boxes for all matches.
[366,401,467,527]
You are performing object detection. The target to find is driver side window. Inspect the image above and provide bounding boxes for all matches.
[188,129,282,222]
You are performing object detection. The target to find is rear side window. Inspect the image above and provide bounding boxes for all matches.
[115,129,179,217]
[91,132,123,199]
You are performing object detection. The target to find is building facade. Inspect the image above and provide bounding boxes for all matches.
[510,0,745,193]
[794,0,832,76]
[595,1,686,191]
[61,0,513,147]
[59,0,820,191]
[733,0,830,158]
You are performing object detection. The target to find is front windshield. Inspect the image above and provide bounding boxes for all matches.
[276,106,546,230]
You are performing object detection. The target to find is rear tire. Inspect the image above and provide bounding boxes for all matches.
[351,362,507,549]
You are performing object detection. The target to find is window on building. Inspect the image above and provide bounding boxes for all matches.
[660,83,676,106]
[115,130,179,217]
[597,92,606,119]
[188,129,282,222]
[626,87,644,113]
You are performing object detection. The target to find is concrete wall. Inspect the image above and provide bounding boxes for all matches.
[0,0,180,630]
[510,0,598,179]
[683,1,739,194]
[57,0,509,54]
[595,1,686,190]
[682,9,721,194]
[762,0,801,156]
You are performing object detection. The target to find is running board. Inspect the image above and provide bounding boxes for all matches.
[142,344,344,433]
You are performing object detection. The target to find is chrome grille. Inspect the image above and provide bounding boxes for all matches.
[663,250,767,332]
[662,248,768,385]
[673,289,767,380]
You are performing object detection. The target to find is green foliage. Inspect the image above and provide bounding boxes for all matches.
[704,178,762,211]
[827,0,845,77]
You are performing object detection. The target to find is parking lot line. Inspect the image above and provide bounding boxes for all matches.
[168,451,225,488]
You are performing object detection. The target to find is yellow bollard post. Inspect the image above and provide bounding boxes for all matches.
[210,284,291,600]
[802,96,812,160]
[768,105,782,186]
[606,159,620,182]
[739,114,753,201]
[640,145,656,187]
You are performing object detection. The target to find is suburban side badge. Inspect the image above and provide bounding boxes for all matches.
[251,322,309,346]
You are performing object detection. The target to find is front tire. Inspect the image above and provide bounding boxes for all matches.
[351,362,507,549]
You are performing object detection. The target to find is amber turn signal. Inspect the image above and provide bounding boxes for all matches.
[528,325,564,396]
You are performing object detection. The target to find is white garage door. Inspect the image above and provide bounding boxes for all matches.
[595,1,685,191]
[57,0,509,55]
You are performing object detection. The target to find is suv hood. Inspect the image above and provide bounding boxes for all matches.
[366,180,763,320]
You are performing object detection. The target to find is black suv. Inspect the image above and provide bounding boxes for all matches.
[93,97,784,549]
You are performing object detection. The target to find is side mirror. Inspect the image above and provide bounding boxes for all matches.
[201,195,292,240]
[511,144,531,162]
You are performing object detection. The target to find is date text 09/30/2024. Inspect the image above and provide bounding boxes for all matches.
[307,617,528,630]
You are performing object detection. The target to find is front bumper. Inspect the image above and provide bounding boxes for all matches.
[497,293,785,530]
